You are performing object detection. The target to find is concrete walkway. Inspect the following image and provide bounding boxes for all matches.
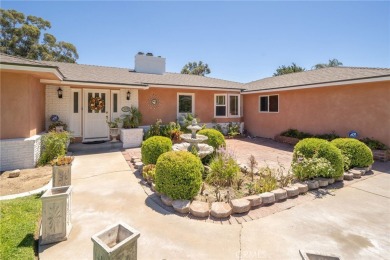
[39,149,390,259]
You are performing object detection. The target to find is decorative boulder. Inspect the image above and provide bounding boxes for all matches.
[161,195,173,206]
[230,199,251,214]
[294,183,309,194]
[211,202,232,218]
[260,192,276,204]
[244,195,262,207]
[189,201,210,218]
[283,186,299,198]
[8,169,20,178]
[271,188,288,201]
[344,172,354,181]
[172,200,191,214]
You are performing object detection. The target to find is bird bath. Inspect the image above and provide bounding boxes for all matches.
[172,119,214,158]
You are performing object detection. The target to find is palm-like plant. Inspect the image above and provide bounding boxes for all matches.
[313,59,343,69]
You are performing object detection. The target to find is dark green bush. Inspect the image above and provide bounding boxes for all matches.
[315,132,340,141]
[198,128,226,149]
[141,136,172,165]
[155,151,203,200]
[280,129,312,139]
[359,137,387,150]
[331,138,374,168]
[293,138,344,178]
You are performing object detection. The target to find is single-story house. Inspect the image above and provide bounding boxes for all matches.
[1,52,389,170]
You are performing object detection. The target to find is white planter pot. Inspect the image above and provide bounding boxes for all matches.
[52,164,72,187]
[109,128,120,142]
[120,128,144,148]
[41,186,72,245]
[91,222,140,260]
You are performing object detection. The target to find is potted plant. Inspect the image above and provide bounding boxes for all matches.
[120,106,144,148]
[51,155,74,187]
[106,115,122,142]
[48,115,68,133]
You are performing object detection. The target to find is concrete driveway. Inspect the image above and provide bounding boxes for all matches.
[39,145,390,259]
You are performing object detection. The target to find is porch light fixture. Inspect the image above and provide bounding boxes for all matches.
[57,87,63,99]
[126,91,131,100]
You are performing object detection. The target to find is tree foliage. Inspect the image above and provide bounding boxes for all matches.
[0,9,78,62]
[181,61,211,76]
[273,62,305,76]
[313,58,343,69]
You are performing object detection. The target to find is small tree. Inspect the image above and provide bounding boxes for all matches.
[248,154,258,182]
[273,63,305,76]
[181,61,211,76]
[313,59,343,69]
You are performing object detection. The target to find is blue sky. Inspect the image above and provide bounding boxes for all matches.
[2,1,389,83]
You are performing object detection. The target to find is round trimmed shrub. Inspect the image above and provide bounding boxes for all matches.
[293,138,344,178]
[155,151,203,200]
[331,138,373,168]
[141,136,172,165]
[198,128,225,149]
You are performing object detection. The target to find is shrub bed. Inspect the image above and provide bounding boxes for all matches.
[331,138,374,168]
[292,138,344,178]
[141,136,172,165]
[155,151,203,200]
[198,128,226,149]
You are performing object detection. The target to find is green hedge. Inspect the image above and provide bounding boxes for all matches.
[155,151,203,200]
[141,136,172,165]
[331,138,373,168]
[198,128,225,149]
[293,138,344,178]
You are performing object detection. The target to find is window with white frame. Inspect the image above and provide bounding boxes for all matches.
[259,95,279,112]
[178,93,194,114]
[215,95,227,117]
[214,94,241,117]
[229,94,239,116]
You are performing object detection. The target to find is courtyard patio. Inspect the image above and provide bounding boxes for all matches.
[38,138,390,259]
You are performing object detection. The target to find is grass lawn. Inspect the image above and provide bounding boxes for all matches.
[0,194,42,260]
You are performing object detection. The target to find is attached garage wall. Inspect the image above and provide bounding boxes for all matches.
[138,86,243,125]
[243,81,390,147]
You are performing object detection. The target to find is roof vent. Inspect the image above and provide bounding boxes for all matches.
[135,52,165,74]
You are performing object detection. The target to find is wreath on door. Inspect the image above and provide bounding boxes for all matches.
[89,97,105,112]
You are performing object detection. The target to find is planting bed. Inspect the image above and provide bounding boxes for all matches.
[122,150,375,225]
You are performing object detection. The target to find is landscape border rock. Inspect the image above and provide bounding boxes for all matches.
[271,188,288,201]
[172,200,191,214]
[189,201,210,218]
[211,202,232,218]
[283,186,299,198]
[244,195,262,208]
[230,199,251,214]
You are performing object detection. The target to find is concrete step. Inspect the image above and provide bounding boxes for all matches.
[68,141,123,154]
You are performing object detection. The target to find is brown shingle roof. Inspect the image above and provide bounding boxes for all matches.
[243,67,390,92]
[42,60,244,90]
[0,53,53,67]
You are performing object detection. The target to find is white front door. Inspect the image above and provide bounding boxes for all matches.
[83,89,110,141]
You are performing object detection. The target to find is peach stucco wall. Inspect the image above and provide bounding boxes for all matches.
[243,81,390,147]
[138,87,242,125]
[1,72,45,139]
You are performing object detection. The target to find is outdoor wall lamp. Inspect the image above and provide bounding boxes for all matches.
[127,90,131,100]
[57,87,63,99]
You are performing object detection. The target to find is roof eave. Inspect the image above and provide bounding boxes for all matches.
[0,62,64,80]
[242,74,390,94]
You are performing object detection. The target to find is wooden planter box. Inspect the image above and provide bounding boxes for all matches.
[41,186,72,245]
[372,149,390,162]
[120,128,144,148]
[52,164,72,187]
[91,222,140,260]
[274,135,300,145]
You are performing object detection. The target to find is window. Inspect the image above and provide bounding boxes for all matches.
[259,95,279,112]
[215,95,226,116]
[73,92,79,113]
[113,93,118,113]
[178,93,194,114]
[214,94,241,117]
[229,95,239,116]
